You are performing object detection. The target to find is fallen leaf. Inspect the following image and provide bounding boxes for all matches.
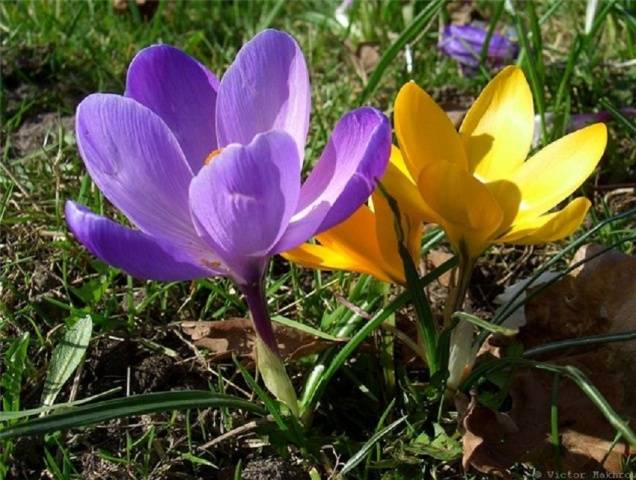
[460,351,631,477]
[461,244,636,476]
[181,318,346,363]
[494,271,560,330]
[521,244,636,350]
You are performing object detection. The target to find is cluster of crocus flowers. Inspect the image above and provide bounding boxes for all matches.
[66,25,608,410]
[438,23,518,72]
[65,29,391,413]
[288,65,607,387]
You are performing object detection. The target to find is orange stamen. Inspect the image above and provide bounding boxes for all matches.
[204,148,223,166]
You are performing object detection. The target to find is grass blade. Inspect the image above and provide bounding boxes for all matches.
[0,391,265,440]
[0,387,121,421]
[524,330,636,358]
[599,97,636,135]
[341,416,406,475]
[357,0,444,105]
[453,312,518,336]
[299,257,456,416]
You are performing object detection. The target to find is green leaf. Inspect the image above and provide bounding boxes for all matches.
[70,277,110,304]
[1,332,30,413]
[254,337,299,417]
[271,315,340,342]
[41,315,93,409]
[406,423,462,461]
[0,391,264,440]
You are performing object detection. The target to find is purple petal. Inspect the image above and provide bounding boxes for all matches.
[273,107,391,253]
[76,94,209,264]
[125,45,219,173]
[216,29,310,163]
[65,201,215,281]
[189,131,300,284]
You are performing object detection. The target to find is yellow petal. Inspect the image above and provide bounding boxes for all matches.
[371,189,423,279]
[283,243,395,283]
[387,145,414,182]
[418,161,503,258]
[498,197,591,244]
[283,205,404,283]
[510,123,606,220]
[382,146,438,222]
[460,66,534,181]
[485,179,523,235]
[394,82,467,183]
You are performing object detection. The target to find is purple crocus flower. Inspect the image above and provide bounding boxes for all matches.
[65,29,391,412]
[439,24,518,71]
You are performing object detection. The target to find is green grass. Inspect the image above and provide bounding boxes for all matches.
[1,0,636,478]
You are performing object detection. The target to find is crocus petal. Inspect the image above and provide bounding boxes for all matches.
[371,189,422,281]
[511,123,606,219]
[65,201,215,281]
[273,107,390,252]
[459,66,534,181]
[394,82,468,183]
[76,94,209,264]
[283,204,403,283]
[381,146,438,222]
[216,29,310,162]
[498,197,591,244]
[189,131,300,283]
[283,243,395,284]
[125,45,220,173]
[418,161,503,258]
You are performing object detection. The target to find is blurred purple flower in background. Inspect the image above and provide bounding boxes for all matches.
[439,23,518,71]
[65,29,391,412]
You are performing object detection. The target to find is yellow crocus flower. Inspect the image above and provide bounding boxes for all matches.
[285,66,606,278]
[395,65,606,261]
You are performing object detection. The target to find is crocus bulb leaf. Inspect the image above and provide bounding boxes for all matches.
[255,336,299,417]
[447,320,478,390]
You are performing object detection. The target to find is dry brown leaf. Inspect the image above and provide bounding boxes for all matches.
[521,244,636,350]
[181,318,345,363]
[460,351,631,477]
[461,244,636,476]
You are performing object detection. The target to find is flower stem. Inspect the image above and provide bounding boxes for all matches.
[240,281,279,354]
[443,254,475,326]
[240,280,299,416]
[444,254,477,390]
